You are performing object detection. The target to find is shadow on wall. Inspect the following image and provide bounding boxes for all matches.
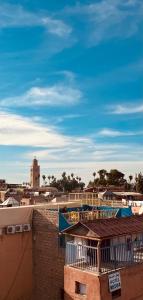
[64,292,74,300]
[32,209,65,300]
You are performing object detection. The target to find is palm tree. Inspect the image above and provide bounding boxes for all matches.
[129,175,133,183]
[93,172,96,180]
[48,176,51,185]
[42,175,46,185]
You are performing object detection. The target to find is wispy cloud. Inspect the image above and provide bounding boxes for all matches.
[1,110,143,184]
[53,114,84,124]
[98,128,143,137]
[110,102,143,114]
[0,83,82,107]
[0,3,72,37]
[0,111,69,148]
[64,0,143,45]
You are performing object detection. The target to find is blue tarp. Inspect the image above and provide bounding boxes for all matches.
[59,212,71,231]
[116,206,133,217]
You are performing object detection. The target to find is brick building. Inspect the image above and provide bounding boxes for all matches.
[32,208,65,300]
[1,203,143,300]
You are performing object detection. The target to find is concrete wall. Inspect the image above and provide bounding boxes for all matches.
[64,264,143,300]
[100,264,143,300]
[32,208,65,300]
[0,232,32,300]
[64,267,101,300]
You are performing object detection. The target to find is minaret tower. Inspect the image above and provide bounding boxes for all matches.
[30,157,40,188]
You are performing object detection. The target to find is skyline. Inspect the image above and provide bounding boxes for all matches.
[0,0,143,183]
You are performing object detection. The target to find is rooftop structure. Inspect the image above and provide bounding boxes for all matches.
[63,215,143,300]
[0,197,19,207]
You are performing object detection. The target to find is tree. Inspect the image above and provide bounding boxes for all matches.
[98,169,107,185]
[48,176,51,185]
[129,175,133,183]
[93,172,96,180]
[42,175,46,185]
[62,172,66,179]
[135,173,143,193]
[98,169,107,179]
[106,169,125,186]
[49,172,85,193]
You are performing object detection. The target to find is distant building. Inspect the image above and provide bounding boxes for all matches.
[0,179,7,190]
[30,158,40,188]
[0,197,19,207]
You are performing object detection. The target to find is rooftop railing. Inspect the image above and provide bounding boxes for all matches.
[68,193,124,207]
[63,209,118,224]
[66,240,143,275]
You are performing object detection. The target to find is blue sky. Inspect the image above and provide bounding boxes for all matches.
[0,0,143,183]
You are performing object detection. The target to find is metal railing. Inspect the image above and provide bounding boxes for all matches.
[66,242,98,272]
[66,240,143,274]
[63,209,118,224]
[68,193,124,207]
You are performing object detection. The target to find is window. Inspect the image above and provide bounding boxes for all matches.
[112,289,121,299]
[75,281,86,295]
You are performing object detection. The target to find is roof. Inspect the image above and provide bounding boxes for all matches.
[98,190,115,196]
[1,197,19,206]
[113,192,143,196]
[63,215,143,239]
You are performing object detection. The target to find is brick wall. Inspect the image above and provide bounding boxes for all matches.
[32,208,65,300]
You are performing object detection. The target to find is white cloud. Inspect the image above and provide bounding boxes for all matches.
[1,110,142,163]
[0,111,69,147]
[98,128,143,137]
[65,0,143,45]
[0,84,82,107]
[0,3,72,37]
[25,139,143,164]
[0,110,143,183]
[54,114,83,124]
[110,103,143,114]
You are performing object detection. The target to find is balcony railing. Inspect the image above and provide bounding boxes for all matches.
[63,209,118,224]
[66,240,143,274]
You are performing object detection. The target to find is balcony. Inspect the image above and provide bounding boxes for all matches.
[65,240,143,275]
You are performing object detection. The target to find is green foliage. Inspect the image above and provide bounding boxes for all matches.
[42,173,85,192]
[135,173,143,193]
[88,169,126,187]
